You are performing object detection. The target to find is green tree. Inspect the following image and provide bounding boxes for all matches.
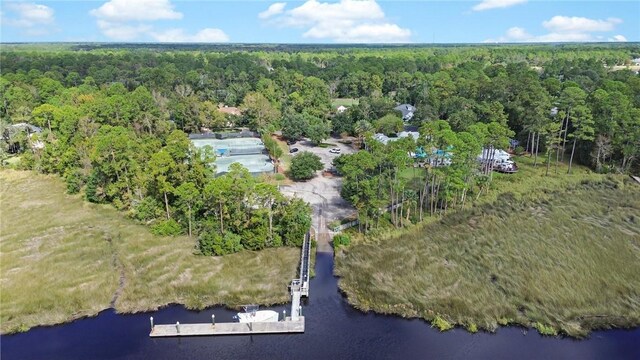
[262,134,283,173]
[278,198,311,246]
[282,110,309,141]
[290,151,323,180]
[198,101,226,130]
[558,87,587,162]
[32,104,58,134]
[148,149,178,219]
[306,116,331,145]
[354,120,373,149]
[565,104,594,174]
[175,182,200,237]
[374,114,403,136]
[241,91,281,133]
[90,125,139,205]
[299,76,331,117]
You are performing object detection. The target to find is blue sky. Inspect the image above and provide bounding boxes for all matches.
[1,1,638,43]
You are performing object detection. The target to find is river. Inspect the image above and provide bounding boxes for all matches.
[3,252,639,359]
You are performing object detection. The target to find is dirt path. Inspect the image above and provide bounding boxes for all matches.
[105,234,126,308]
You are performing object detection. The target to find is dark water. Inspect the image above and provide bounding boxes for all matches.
[3,252,639,360]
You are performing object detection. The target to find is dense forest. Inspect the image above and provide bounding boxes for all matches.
[1,44,639,243]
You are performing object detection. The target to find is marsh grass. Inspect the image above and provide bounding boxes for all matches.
[0,170,299,334]
[336,163,640,338]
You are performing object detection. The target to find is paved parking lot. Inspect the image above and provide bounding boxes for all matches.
[286,138,353,172]
[280,137,357,247]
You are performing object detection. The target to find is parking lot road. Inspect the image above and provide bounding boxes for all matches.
[282,137,358,249]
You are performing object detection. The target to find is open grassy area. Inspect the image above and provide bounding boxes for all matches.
[272,135,293,173]
[0,170,299,334]
[335,162,640,337]
[331,98,359,108]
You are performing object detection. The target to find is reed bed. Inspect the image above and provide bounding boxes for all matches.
[336,167,640,337]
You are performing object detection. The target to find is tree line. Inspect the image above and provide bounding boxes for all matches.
[0,75,311,256]
[1,44,639,238]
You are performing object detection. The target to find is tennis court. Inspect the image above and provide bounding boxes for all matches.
[191,137,274,175]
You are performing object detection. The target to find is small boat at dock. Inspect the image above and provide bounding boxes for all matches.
[236,305,279,323]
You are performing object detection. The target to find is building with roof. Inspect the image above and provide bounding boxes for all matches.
[394,104,416,121]
[8,123,42,134]
[397,131,420,140]
[218,104,242,116]
[3,123,44,153]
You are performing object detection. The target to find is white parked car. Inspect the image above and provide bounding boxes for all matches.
[329,148,341,154]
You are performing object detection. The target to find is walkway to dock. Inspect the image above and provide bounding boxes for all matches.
[299,232,311,297]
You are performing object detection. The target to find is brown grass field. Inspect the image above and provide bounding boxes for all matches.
[0,170,299,334]
[336,160,640,337]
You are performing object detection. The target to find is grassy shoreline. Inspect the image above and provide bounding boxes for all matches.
[0,170,299,334]
[335,161,640,338]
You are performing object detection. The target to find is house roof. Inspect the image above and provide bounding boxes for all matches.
[218,105,242,116]
[9,123,42,133]
[394,104,416,120]
[397,131,420,140]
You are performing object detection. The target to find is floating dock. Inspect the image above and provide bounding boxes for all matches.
[149,317,305,337]
[149,232,312,337]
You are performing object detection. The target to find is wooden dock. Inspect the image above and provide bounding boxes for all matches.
[150,317,305,337]
[299,232,311,297]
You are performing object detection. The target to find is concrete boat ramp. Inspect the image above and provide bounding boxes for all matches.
[149,233,312,337]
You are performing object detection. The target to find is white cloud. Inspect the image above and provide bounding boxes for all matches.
[259,3,286,20]
[486,15,625,43]
[262,0,411,43]
[305,23,411,43]
[150,28,229,42]
[90,0,228,42]
[504,27,531,41]
[610,34,627,42]
[284,0,385,26]
[3,2,55,35]
[472,0,527,12]
[97,20,152,41]
[542,16,621,33]
[90,0,182,22]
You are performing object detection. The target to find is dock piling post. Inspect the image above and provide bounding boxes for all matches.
[283,310,286,321]
[299,306,302,317]
[176,321,180,334]
[150,317,154,331]
[212,314,215,326]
